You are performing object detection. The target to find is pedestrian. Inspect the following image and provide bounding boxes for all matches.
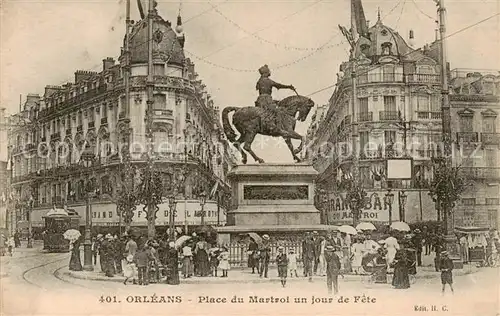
[303,233,315,282]
[91,237,99,265]
[101,234,115,277]
[312,231,321,275]
[318,237,326,276]
[412,229,423,267]
[247,238,259,274]
[134,244,153,286]
[439,251,454,295]
[182,243,193,278]
[123,254,137,285]
[7,236,15,256]
[351,236,364,274]
[259,235,271,278]
[276,246,289,287]
[288,248,298,277]
[112,235,124,274]
[209,248,220,277]
[324,245,341,295]
[14,230,20,248]
[218,246,230,278]
[391,245,411,289]
[165,241,180,285]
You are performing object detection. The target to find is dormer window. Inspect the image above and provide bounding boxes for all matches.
[381,42,393,56]
[381,29,388,36]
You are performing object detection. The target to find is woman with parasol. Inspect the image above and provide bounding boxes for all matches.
[69,236,83,271]
[247,233,261,274]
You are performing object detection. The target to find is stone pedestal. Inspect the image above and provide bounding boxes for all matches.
[216,163,336,242]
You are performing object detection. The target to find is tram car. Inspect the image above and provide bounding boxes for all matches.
[42,208,81,252]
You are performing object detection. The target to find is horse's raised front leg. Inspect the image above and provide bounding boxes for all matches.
[232,135,247,164]
[243,131,265,163]
[284,137,301,163]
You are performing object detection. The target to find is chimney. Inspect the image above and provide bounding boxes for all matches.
[408,30,415,47]
[26,94,40,104]
[103,57,115,71]
[74,70,96,84]
[44,86,63,98]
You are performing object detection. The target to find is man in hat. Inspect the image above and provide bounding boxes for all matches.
[412,229,423,267]
[439,251,454,294]
[324,245,341,295]
[255,64,296,135]
[100,234,115,277]
[302,233,315,281]
[259,234,271,278]
[276,246,289,287]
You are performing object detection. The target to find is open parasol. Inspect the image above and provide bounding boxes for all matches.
[63,229,81,243]
[247,232,263,245]
[355,222,376,231]
[390,221,411,232]
[338,225,357,235]
[174,235,191,249]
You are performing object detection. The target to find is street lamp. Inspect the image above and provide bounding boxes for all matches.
[168,194,177,241]
[399,190,408,222]
[26,195,34,248]
[81,145,95,271]
[199,191,207,226]
[385,189,395,225]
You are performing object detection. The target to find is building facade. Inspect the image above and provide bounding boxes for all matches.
[305,13,500,229]
[7,8,237,233]
[450,69,500,229]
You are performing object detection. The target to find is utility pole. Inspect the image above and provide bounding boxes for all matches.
[350,61,362,227]
[436,0,459,260]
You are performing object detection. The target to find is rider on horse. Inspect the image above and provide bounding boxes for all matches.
[255,65,296,134]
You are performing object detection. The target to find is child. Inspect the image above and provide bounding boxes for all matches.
[123,254,137,285]
[288,248,298,277]
[439,251,454,295]
[218,247,230,278]
[209,248,220,277]
[276,246,289,287]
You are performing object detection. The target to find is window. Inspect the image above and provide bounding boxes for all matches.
[418,66,434,74]
[459,116,473,132]
[485,149,497,167]
[358,97,369,113]
[385,131,396,144]
[430,94,440,112]
[462,198,476,206]
[102,103,108,118]
[482,117,496,133]
[383,65,395,81]
[154,64,165,76]
[486,198,500,205]
[153,94,167,110]
[417,95,430,112]
[78,112,83,126]
[359,131,369,152]
[154,130,171,152]
[488,210,498,229]
[383,96,396,112]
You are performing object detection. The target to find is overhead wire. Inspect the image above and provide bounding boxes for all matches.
[395,0,406,29]
[206,0,337,51]
[411,0,437,21]
[305,12,500,98]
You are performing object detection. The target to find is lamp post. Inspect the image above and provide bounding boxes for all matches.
[399,190,408,222]
[199,191,207,226]
[81,146,95,271]
[385,189,395,225]
[26,195,34,248]
[168,194,177,241]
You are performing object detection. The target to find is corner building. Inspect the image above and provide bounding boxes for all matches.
[8,9,237,234]
[306,14,499,228]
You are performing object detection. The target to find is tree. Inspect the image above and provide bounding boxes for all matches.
[136,164,163,239]
[428,158,467,234]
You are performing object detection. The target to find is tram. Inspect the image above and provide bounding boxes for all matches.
[42,207,80,252]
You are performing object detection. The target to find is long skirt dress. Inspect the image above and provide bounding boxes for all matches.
[69,240,83,271]
[392,250,410,289]
[196,249,210,276]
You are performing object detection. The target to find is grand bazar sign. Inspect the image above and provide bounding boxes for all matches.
[327,191,400,223]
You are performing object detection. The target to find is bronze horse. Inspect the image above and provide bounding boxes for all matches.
[221,95,314,164]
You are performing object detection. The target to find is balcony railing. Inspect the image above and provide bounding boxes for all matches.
[404,74,441,84]
[357,73,404,84]
[101,117,108,125]
[481,133,500,145]
[417,111,442,120]
[358,112,373,122]
[460,167,500,180]
[152,109,174,117]
[456,132,479,143]
[379,111,399,121]
[24,143,36,152]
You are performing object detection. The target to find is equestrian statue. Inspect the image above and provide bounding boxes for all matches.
[222,65,315,164]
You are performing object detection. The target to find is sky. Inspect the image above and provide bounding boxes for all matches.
[1,0,499,163]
